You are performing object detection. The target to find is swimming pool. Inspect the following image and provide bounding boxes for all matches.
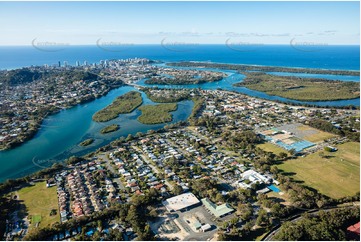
[268,184,281,193]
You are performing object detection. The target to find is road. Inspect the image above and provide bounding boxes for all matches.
[99,153,125,190]
[262,203,359,241]
[132,145,174,190]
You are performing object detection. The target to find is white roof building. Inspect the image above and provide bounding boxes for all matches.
[241,169,271,184]
[162,192,201,212]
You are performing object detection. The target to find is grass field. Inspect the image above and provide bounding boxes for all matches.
[17,181,59,229]
[297,125,337,143]
[138,103,178,124]
[257,143,288,155]
[277,142,360,199]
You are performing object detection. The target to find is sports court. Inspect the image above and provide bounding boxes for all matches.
[260,127,315,153]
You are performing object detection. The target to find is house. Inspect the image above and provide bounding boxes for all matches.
[347,222,360,240]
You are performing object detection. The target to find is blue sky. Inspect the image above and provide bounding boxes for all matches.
[0,1,359,45]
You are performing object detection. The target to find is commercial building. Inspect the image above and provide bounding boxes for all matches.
[163,192,201,212]
[201,198,234,218]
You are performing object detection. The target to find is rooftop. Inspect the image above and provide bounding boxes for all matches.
[201,198,234,218]
[162,192,200,211]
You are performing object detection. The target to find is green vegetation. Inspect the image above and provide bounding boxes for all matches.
[0,69,42,86]
[17,181,59,229]
[92,91,143,122]
[31,214,42,224]
[222,130,263,151]
[169,61,360,76]
[257,143,288,155]
[274,207,360,240]
[277,142,360,199]
[188,96,205,122]
[100,124,120,134]
[138,103,177,124]
[308,118,360,142]
[79,138,94,146]
[0,69,99,86]
[234,72,360,101]
[296,124,337,142]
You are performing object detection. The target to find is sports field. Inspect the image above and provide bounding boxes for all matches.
[296,124,337,143]
[17,181,59,229]
[277,123,337,143]
[277,142,360,199]
[257,143,288,155]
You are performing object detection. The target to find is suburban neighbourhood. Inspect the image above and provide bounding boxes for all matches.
[1,77,359,240]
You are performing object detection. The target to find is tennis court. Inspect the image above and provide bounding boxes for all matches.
[275,139,315,153]
[260,127,315,153]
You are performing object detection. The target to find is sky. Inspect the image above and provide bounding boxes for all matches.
[0,1,359,45]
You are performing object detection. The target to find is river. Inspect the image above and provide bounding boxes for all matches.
[0,64,359,182]
[0,86,193,181]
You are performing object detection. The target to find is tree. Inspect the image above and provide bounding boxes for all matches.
[271,203,283,218]
[172,185,183,195]
[289,148,296,156]
[92,231,101,241]
[319,151,325,158]
[135,132,143,138]
[125,134,134,141]
[270,166,279,175]
[238,203,253,221]
[278,152,288,160]
[256,209,270,226]
[138,224,153,241]
[149,209,158,218]
[97,220,103,231]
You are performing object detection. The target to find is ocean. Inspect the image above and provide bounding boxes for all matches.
[0,44,359,71]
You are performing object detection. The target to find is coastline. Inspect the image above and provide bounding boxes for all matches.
[168,61,360,76]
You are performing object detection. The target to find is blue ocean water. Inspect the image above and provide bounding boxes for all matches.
[0,45,359,70]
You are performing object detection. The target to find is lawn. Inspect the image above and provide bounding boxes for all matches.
[138,103,178,124]
[277,142,360,199]
[17,181,59,229]
[297,125,337,143]
[257,143,288,155]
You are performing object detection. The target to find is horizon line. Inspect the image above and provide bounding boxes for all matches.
[0,43,360,47]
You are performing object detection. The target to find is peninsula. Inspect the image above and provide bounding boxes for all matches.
[168,61,360,76]
[234,72,360,101]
